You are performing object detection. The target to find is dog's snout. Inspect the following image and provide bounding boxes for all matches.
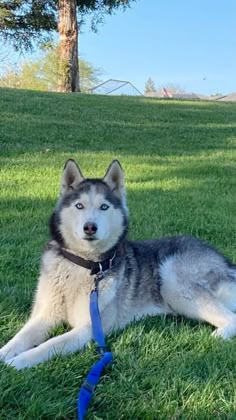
[83,222,98,236]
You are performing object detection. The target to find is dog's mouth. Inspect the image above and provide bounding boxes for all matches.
[83,237,98,241]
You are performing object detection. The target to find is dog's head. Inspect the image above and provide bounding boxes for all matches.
[50,159,128,258]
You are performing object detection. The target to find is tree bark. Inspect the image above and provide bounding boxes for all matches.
[57,0,79,92]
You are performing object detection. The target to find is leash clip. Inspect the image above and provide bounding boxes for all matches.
[96,345,108,355]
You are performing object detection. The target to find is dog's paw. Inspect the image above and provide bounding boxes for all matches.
[0,348,13,362]
[212,324,236,340]
[0,344,23,361]
[5,347,43,370]
[5,354,33,370]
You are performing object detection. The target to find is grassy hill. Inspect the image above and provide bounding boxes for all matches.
[0,88,236,419]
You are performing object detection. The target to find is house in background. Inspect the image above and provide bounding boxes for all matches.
[161,87,207,99]
[172,92,205,99]
[211,92,236,101]
[146,86,236,101]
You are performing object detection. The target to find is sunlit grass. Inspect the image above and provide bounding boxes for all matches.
[0,88,236,418]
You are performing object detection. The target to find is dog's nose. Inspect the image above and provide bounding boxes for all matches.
[83,222,98,236]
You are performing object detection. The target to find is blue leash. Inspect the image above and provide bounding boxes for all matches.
[77,280,113,419]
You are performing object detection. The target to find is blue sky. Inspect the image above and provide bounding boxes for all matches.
[1,0,235,95]
[80,0,236,95]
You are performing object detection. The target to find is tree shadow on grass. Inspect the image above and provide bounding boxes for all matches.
[0,188,235,418]
[1,90,236,417]
[1,91,236,160]
[0,168,235,317]
[1,118,235,159]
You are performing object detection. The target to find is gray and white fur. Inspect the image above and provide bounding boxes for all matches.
[1,159,236,370]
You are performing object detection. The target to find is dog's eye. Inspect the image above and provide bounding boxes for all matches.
[100,204,109,211]
[75,203,84,210]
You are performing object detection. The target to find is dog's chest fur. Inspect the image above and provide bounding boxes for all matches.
[34,246,119,330]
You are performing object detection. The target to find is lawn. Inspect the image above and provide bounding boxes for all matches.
[0,87,236,419]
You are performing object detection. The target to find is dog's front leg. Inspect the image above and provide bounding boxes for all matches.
[5,325,92,370]
[0,317,54,362]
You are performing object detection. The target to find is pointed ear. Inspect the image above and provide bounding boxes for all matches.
[60,159,84,195]
[103,160,125,199]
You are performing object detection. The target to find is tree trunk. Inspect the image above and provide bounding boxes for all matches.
[57,0,79,92]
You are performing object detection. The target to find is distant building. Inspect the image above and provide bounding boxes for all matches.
[147,87,206,99]
[172,93,200,99]
[214,92,236,102]
[145,87,236,101]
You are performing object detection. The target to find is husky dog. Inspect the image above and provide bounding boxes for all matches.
[1,159,236,370]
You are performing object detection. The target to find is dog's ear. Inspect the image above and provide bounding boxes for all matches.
[60,159,84,195]
[103,160,125,199]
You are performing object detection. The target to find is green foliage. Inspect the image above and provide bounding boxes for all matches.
[0,1,57,50]
[0,0,136,50]
[0,45,103,92]
[79,57,103,92]
[144,77,186,97]
[0,88,236,418]
[144,77,156,95]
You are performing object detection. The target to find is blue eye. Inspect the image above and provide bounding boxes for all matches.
[75,203,84,210]
[100,204,109,211]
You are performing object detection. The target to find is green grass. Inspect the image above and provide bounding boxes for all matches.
[0,87,236,419]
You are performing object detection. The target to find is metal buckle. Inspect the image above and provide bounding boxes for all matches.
[98,262,103,275]
[96,346,108,354]
[109,251,116,269]
[82,379,95,394]
[94,263,104,291]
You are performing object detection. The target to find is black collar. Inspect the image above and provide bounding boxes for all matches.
[60,248,118,275]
